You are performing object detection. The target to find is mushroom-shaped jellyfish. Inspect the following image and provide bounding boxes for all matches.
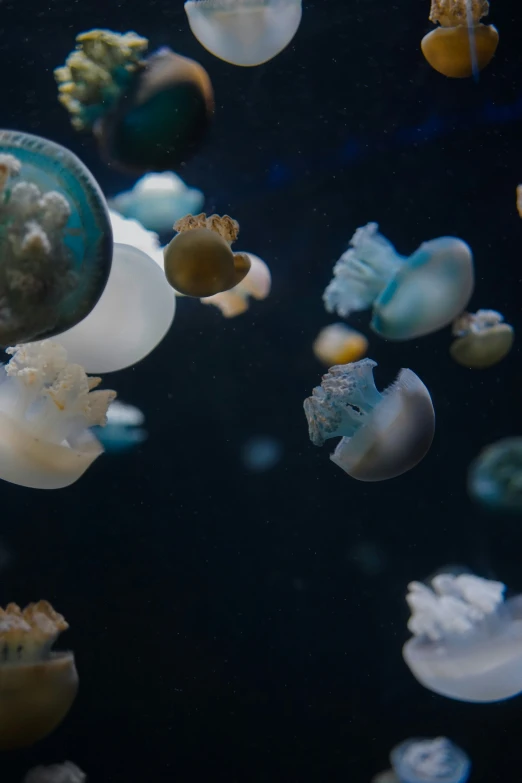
[23,763,86,783]
[323,223,474,340]
[164,213,251,297]
[467,437,522,513]
[0,341,116,489]
[200,252,271,316]
[312,323,368,367]
[450,309,513,369]
[390,737,471,783]
[0,131,112,346]
[184,0,302,67]
[108,172,204,234]
[403,571,522,702]
[0,601,78,750]
[421,0,498,78]
[55,30,214,175]
[303,358,435,481]
[94,400,147,453]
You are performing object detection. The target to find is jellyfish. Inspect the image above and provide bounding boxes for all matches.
[55,30,214,175]
[312,323,368,367]
[389,737,471,783]
[23,763,86,783]
[0,341,116,489]
[450,309,513,368]
[200,252,271,316]
[184,0,302,67]
[323,223,474,340]
[94,400,147,453]
[241,435,283,472]
[109,208,164,268]
[468,437,522,513]
[0,131,112,346]
[421,0,498,78]
[303,359,435,481]
[108,172,204,234]
[0,601,78,750]
[164,213,251,297]
[402,570,522,702]
[517,184,522,218]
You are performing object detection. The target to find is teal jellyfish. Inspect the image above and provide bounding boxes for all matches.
[55,30,214,175]
[0,130,112,346]
[303,359,435,481]
[323,223,474,340]
[468,437,522,512]
[390,737,471,783]
[93,400,147,453]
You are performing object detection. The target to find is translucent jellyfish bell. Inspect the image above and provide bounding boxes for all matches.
[201,252,271,316]
[303,359,435,481]
[324,223,474,340]
[468,437,522,512]
[23,762,86,783]
[450,310,514,368]
[184,0,302,67]
[94,400,147,453]
[109,208,164,268]
[403,571,522,702]
[390,737,471,783]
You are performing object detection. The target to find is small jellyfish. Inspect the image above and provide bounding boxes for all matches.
[108,172,204,234]
[390,737,471,783]
[468,437,522,513]
[450,309,514,368]
[23,762,86,783]
[517,184,522,218]
[109,208,165,268]
[0,131,112,346]
[201,252,271,316]
[312,323,368,367]
[94,400,147,453]
[184,0,302,67]
[403,570,522,702]
[241,435,283,472]
[55,30,214,175]
[323,223,474,340]
[164,213,251,297]
[0,341,116,489]
[303,359,435,481]
[0,601,78,750]
[421,0,498,78]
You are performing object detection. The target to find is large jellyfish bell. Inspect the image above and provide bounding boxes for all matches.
[184,0,302,67]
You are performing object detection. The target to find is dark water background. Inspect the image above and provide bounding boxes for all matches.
[0,0,521,780]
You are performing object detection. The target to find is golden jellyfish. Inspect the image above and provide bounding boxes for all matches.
[312,323,368,367]
[163,213,251,297]
[516,184,522,218]
[421,0,498,78]
[0,601,78,750]
[450,310,514,368]
[200,252,271,317]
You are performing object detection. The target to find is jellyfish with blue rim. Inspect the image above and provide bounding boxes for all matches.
[0,130,112,346]
[323,222,474,340]
[389,736,471,783]
[94,400,147,454]
[468,437,522,513]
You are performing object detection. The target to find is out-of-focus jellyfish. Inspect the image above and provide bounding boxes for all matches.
[0,131,112,346]
[312,323,368,367]
[94,400,147,453]
[468,437,522,513]
[323,223,474,340]
[403,570,522,702]
[55,30,214,175]
[0,601,78,750]
[372,772,400,783]
[450,309,513,368]
[0,341,116,489]
[109,172,204,234]
[164,213,251,297]
[201,252,271,316]
[421,0,498,78]
[303,358,435,481]
[23,762,86,783]
[185,0,302,67]
[390,737,471,783]
[241,435,283,472]
[109,208,164,268]
[517,185,522,218]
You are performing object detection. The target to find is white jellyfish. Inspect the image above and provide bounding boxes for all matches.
[95,400,147,453]
[403,570,522,702]
[200,252,271,316]
[23,761,86,783]
[184,0,302,67]
[382,737,471,783]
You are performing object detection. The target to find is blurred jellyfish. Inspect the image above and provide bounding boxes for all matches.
[0,601,78,750]
[109,209,164,268]
[450,309,513,368]
[94,400,147,453]
[517,185,522,218]
[303,359,435,481]
[164,213,251,297]
[390,737,471,783]
[23,762,86,783]
[468,437,522,512]
[0,131,112,346]
[312,323,368,367]
[55,30,214,174]
[323,223,474,340]
[242,435,283,472]
[201,253,271,316]
[372,772,400,783]
[185,0,302,67]
[421,0,498,78]
[109,172,204,234]
[403,570,522,702]
[0,341,116,489]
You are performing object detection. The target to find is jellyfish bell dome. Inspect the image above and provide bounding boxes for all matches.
[390,737,471,783]
[184,0,303,67]
[0,130,112,346]
[468,437,522,513]
[450,310,514,369]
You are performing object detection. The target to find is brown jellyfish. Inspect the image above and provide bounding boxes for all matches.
[0,601,78,750]
[450,309,514,368]
[421,0,498,78]
[163,213,251,297]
